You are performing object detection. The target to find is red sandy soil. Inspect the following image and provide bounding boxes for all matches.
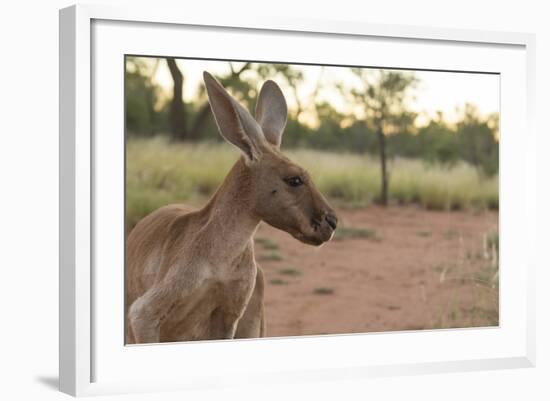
[254,206,499,338]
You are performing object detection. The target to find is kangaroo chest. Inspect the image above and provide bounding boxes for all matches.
[159,246,258,342]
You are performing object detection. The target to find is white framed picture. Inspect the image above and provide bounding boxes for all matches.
[59,4,536,397]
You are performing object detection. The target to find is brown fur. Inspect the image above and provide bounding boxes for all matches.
[126,72,337,344]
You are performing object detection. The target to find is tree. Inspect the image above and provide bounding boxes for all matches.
[456,104,499,176]
[166,58,187,140]
[350,69,418,205]
[189,62,253,140]
[415,113,459,167]
[125,57,162,136]
[165,59,250,141]
[165,61,257,141]
[164,60,306,142]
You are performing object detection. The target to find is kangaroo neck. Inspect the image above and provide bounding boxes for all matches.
[199,158,260,262]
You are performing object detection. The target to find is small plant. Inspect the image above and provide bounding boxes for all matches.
[473,265,499,289]
[433,263,453,283]
[463,306,499,326]
[269,278,288,285]
[333,226,380,241]
[255,237,279,250]
[443,229,459,240]
[481,229,499,283]
[416,231,432,237]
[313,287,334,295]
[258,251,283,262]
[432,264,446,273]
[486,231,499,250]
[279,267,302,276]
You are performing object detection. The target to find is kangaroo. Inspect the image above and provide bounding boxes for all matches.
[126,71,338,344]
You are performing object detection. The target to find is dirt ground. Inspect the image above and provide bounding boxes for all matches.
[254,206,499,338]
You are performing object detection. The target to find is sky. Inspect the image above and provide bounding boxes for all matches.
[133,57,500,128]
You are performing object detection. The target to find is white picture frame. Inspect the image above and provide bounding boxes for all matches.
[59,3,536,397]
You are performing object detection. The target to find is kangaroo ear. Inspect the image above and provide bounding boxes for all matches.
[255,80,288,148]
[203,71,264,163]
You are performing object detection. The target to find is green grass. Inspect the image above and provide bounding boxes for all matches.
[464,306,499,326]
[432,264,447,273]
[429,233,499,329]
[487,230,499,251]
[279,267,302,276]
[333,226,380,241]
[443,229,459,240]
[474,266,498,287]
[313,287,335,295]
[269,278,288,285]
[257,251,283,262]
[255,237,279,250]
[126,137,499,227]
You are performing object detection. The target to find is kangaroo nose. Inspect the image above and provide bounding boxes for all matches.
[325,213,338,230]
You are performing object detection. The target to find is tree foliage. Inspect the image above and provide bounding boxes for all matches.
[125,58,499,180]
[348,69,419,205]
[125,57,166,136]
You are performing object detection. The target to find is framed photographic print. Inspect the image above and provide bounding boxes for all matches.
[59,4,536,396]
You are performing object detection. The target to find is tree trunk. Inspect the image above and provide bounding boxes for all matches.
[376,126,389,206]
[166,58,187,141]
[188,104,211,140]
[187,63,251,140]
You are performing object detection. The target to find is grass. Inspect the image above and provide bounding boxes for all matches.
[257,251,283,262]
[279,267,302,276]
[474,266,498,287]
[313,287,334,295]
[487,230,499,251]
[269,278,288,285]
[464,306,499,326]
[429,228,499,329]
[443,229,459,240]
[255,237,279,250]
[430,277,498,329]
[432,264,447,273]
[333,226,380,241]
[126,137,499,227]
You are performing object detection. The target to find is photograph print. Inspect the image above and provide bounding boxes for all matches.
[125,56,499,344]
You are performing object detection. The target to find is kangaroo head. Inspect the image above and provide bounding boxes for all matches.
[203,71,337,246]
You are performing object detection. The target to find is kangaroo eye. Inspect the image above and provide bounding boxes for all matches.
[285,176,304,187]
